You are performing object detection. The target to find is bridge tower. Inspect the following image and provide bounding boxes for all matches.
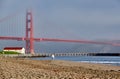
[26,10,34,54]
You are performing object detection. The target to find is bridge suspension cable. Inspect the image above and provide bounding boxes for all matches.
[0,10,120,54]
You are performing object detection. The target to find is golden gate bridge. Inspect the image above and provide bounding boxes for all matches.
[0,10,120,55]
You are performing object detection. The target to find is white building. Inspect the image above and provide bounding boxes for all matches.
[4,47,25,54]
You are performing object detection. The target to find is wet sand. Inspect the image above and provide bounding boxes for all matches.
[0,57,120,79]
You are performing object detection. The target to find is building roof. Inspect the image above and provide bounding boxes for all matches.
[4,47,23,50]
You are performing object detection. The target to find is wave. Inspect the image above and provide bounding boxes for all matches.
[77,61,120,65]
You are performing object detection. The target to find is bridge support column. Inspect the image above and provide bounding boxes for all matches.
[26,10,34,54]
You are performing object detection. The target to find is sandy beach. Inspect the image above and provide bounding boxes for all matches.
[0,57,120,79]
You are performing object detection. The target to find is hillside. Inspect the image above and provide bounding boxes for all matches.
[0,40,120,53]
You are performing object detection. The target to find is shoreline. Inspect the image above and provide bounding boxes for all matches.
[31,56,120,66]
[0,57,120,79]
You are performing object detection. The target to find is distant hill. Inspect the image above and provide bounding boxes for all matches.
[0,40,120,53]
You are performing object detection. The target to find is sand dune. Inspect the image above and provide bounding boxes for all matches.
[0,57,120,79]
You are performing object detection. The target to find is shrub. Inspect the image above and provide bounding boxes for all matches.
[0,51,20,54]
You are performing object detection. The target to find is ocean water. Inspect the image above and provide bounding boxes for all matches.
[32,56,120,66]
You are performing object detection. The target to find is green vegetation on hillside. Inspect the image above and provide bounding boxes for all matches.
[0,51,20,54]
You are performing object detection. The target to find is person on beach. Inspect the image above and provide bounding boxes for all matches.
[51,54,55,60]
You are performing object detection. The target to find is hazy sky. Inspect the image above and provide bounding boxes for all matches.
[0,0,120,40]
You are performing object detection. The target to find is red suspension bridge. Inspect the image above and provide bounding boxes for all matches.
[0,10,120,54]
